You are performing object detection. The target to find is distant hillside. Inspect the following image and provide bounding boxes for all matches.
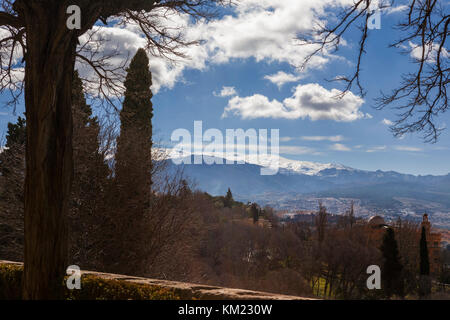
[167,156,450,228]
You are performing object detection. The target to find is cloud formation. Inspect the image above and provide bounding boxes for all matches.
[279,145,320,156]
[394,146,423,152]
[366,146,387,153]
[264,71,302,89]
[330,143,351,152]
[223,83,366,122]
[214,86,237,97]
[76,0,353,95]
[301,135,344,142]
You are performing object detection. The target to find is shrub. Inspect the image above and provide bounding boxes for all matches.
[0,264,22,299]
[0,264,179,300]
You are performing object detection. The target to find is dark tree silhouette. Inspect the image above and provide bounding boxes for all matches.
[420,226,430,276]
[115,49,153,201]
[419,226,431,297]
[250,203,259,224]
[0,0,229,299]
[0,116,25,261]
[380,227,404,298]
[315,201,327,243]
[300,0,449,142]
[224,187,233,208]
[111,49,153,273]
[69,71,110,270]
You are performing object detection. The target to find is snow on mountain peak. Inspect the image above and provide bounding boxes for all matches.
[165,147,353,176]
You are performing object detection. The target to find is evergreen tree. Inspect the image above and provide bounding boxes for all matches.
[115,48,153,200]
[0,71,111,268]
[380,228,404,298]
[420,227,430,276]
[251,203,259,224]
[0,116,26,261]
[112,48,153,274]
[224,188,233,208]
[315,201,327,243]
[69,71,110,269]
[5,116,26,147]
[419,226,431,297]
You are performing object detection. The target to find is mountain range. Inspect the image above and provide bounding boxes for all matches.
[169,155,450,228]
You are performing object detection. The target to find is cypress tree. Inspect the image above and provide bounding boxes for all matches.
[420,227,430,276]
[115,48,153,201]
[418,226,431,297]
[112,48,153,274]
[0,116,26,261]
[380,227,404,298]
[69,71,110,269]
[5,117,26,147]
[251,203,259,224]
[224,188,233,208]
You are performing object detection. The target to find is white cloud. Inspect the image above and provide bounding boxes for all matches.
[385,5,409,15]
[264,71,302,89]
[202,0,341,69]
[223,94,285,119]
[301,135,344,142]
[279,145,322,156]
[382,118,394,126]
[408,41,450,63]
[330,143,351,152]
[280,137,294,142]
[394,146,423,152]
[214,86,237,97]
[223,83,365,122]
[75,0,358,95]
[76,12,210,95]
[366,146,387,153]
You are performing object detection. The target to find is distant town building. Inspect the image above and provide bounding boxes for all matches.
[420,214,442,274]
[368,215,387,228]
[366,213,442,275]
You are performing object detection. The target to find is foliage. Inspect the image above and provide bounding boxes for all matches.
[0,117,25,262]
[0,264,179,300]
[5,116,26,148]
[0,264,23,300]
[107,48,154,275]
[420,227,430,276]
[224,188,233,208]
[69,70,111,270]
[250,203,259,224]
[380,228,404,298]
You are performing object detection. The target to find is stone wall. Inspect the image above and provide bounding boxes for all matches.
[0,260,315,300]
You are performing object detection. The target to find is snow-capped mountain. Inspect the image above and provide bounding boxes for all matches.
[276,156,354,176]
[166,153,450,227]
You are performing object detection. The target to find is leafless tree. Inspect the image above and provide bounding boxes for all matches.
[300,0,449,142]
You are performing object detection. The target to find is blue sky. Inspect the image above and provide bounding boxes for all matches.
[1,1,449,175]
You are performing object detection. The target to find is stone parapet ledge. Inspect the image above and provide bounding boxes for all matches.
[0,260,315,300]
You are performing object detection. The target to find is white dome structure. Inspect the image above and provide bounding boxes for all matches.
[368,215,386,227]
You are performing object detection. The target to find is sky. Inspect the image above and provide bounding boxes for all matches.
[1,0,449,176]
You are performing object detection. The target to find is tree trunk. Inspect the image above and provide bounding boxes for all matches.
[20,3,78,299]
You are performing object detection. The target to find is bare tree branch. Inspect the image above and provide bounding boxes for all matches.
[299,0,449,142]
